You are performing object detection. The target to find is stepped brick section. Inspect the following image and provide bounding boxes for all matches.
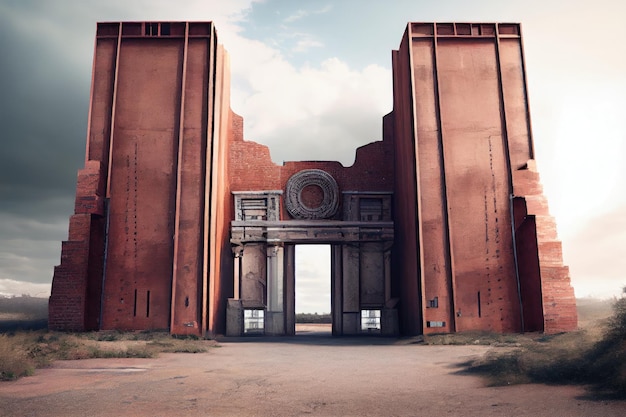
[513,162,578,333]
[49,161,105,330]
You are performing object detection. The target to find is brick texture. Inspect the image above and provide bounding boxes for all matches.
[512,166,578,333]
[49,161,105,330]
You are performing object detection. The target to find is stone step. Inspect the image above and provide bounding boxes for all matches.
[512,173,544,196]
[525,194,550,216]
[539,265,570,282]
[59,240,89,265]
[513,167,540,181]
[537,241,563,266]
[534,215,558,241]
[67,214,92,241]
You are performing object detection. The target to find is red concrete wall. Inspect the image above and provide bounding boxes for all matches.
[50,22,226,335]
[499,37,534,167]
[514,203,545,332]
[389,30,423,336]
[391,23,577,335]
[206,43,235,336]
[211,110,238,335]
[437,37,520,332]
[100,38,182,330]
[85,38,115,168]
[84,214,105,330]
[409,35,456,334]
[169,37,212,335]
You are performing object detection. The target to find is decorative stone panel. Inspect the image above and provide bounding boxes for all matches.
[233,191,282,221]
[285,169,339,219]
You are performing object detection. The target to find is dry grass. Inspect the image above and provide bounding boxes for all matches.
[0,333,37,380]
[424,331,532,346]
[0,297,215,381]
[460,296,626,398]
[0,330,216,381]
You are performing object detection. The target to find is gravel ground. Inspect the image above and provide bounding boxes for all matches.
[1,327,625,417]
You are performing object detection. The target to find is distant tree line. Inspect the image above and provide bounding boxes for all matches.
[0,295,48,318]
[295,312,331,323]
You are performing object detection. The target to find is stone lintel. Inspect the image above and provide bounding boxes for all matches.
[341,191,393,195]
[231,220,394,244]
[232,190,283,195]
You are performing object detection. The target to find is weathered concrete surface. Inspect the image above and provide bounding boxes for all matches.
[1,336,624,417]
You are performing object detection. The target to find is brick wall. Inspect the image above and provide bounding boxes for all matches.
[49,161,105,330]
[229,123,394,218]
[512,166,578,333]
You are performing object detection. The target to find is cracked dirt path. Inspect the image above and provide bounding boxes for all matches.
[1,332,625,416]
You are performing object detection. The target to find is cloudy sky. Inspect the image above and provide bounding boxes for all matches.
[0,0,624,313]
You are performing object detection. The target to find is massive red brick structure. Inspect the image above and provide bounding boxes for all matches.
[49,21,577,336]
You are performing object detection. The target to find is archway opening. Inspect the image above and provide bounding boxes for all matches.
[295,244,331,335]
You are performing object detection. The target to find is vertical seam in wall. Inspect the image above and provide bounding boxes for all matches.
[495,26,524,332]
[330,244,337,335]
[282,245,287,333]
[407,24,426,335]
[357,243,361,324]
[84,29,98,163]
[517,24,535,159]
[170,22,190,332]
[105,23,122,198]
[100,22,122,328]
[432,29,458,332]
[202,25,216,336]
[99,198,111,329]
[207,41,225,336]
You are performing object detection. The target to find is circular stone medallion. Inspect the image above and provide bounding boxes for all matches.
[285,169,339,219]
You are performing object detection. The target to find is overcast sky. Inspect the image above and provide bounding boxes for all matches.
[0,0,624,313]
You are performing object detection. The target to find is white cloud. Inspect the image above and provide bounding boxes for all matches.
[0,240,60,286]
[563,204,626,299]
[0,212,65,290]
[0,279,51,298]
[284,5,333,23]
[539,82,626,239]
[293,37,324,52]
[227,33,392,165]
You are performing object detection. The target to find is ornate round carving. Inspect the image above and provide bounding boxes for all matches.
[285,169,339,219]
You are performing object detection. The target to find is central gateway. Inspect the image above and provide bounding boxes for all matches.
[228,169,396,336]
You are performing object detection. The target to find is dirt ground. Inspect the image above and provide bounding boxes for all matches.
[1,325,624,417]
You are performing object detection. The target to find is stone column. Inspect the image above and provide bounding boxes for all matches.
[226,246,244,336]
[240,243,267,305]
[233,247,242,300]
[266,245,285,335]
[284,245,296,335]
[342,243,360,335]
[331,244,343,335]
